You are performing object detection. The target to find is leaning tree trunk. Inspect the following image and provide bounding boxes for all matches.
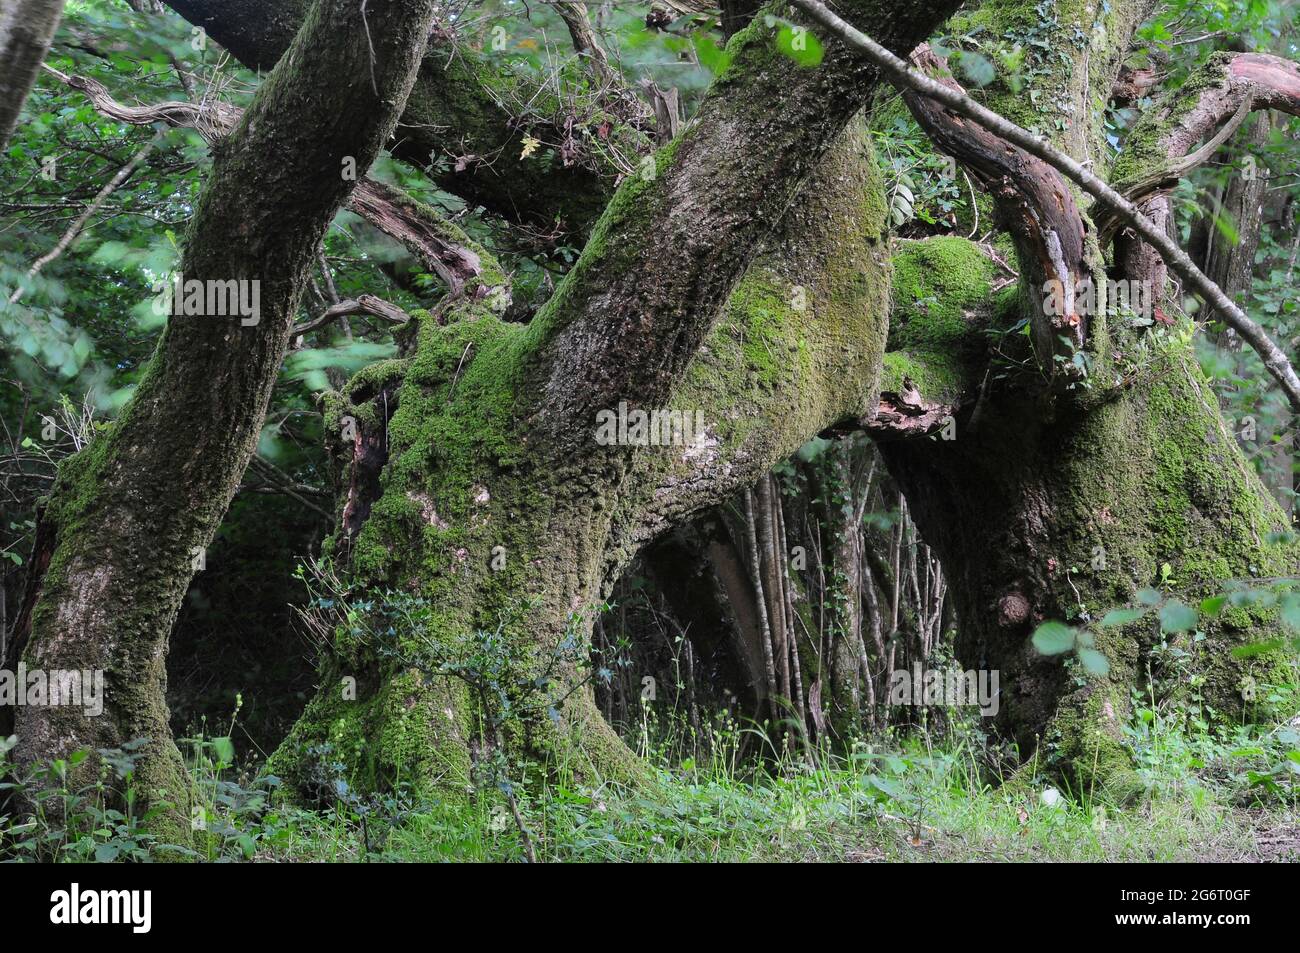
[266,0,965,795]
[4,0,441,842]
[859,0,1300,795]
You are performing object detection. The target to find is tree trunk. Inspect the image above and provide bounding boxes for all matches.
[871,237,1295,796]
[0,0,65,149]
[266,94,925,795]
[856,0,1297,794]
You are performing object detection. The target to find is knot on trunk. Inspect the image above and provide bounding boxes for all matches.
[996,591,1031,629]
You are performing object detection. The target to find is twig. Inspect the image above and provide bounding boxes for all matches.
[9,133,159,304]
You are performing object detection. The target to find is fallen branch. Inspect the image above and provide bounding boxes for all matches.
[791,0,1300,412]
[292,294,411,338]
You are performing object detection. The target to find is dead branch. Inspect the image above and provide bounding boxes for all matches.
[292,294,412,338]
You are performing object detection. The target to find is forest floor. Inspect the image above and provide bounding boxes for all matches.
[249,770,1298,863]
[228,710,1300,863]
[4,706,1297,862]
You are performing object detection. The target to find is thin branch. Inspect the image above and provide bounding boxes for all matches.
[292,294,411,337]
[9,133,159,304]
[41,65,484,288]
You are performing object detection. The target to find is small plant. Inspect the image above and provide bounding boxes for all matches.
[0,735,183,862]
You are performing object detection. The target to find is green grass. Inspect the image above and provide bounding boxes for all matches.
[247,711,1299,862]
[3,703,1297,863]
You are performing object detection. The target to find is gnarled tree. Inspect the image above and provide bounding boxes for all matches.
[845,0,1300,792]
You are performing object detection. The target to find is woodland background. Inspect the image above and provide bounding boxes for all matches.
[1,0,1298,861]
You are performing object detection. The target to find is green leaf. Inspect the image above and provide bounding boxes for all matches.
[956,50,996,87]
[1136,588,1163,606]
[693,33,733,75]
[1231,639,1284,659]
[1076,647,1110,677]
[1159,601,1197,633]
[1032,621,1075,655]
[1099,608,1144,627]
[1281,594,1300,630]
[1199,595,1229,617]
[776,25,824,68]
[211,736,235,765]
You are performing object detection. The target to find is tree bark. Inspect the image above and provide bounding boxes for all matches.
[0,0,65,150]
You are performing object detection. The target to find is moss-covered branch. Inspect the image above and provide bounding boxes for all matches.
[159,0,631,235]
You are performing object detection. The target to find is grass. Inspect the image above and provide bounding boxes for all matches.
[3,700,1297,863]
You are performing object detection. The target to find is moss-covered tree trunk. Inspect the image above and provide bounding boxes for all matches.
[877,243,1296,790]
[268,1,966,794]
[4,0,441,842]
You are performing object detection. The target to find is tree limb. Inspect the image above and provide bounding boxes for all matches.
[42,65,485,291]
[1110,52,1300,290]
[292,294,411,337]
[901,45,1088,367]
[8,132,159,305]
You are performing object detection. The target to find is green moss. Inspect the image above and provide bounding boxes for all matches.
[879,350,965,404]
[889,236,995,352]
[727,274,802,387]
[1111,53,1238,186]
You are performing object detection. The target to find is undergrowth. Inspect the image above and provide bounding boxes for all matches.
[1,690,1295,862]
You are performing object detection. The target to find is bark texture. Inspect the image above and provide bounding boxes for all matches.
[0,0,65,149]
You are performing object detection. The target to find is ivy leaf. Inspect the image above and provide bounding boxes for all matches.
[1032,621,1075,655]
